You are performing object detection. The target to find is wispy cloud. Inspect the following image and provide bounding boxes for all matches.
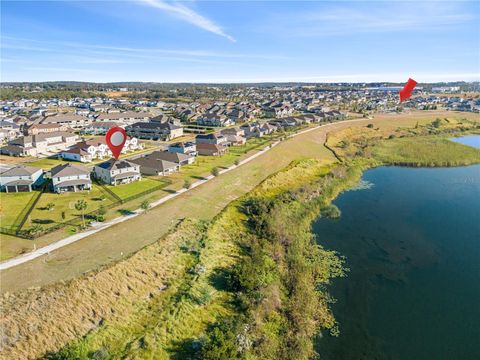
[1,36,286,64]
[139,0,235,42]
[265,2,476,37]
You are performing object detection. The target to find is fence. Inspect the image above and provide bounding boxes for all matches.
[1,177,172,239]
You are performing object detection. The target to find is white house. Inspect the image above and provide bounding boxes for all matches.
[1,132,79,157]
[0,165,44,192]
[50,163,92,193]
[59,137,142,163]
[94,159,141,186]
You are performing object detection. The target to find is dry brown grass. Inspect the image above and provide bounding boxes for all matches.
[0,219,203,359]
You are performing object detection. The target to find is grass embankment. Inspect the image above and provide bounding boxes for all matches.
[1,159,361,360]
[327,117,480,167]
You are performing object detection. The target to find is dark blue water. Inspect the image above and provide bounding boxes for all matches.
[451,135,480,149]
[314,164,480,360]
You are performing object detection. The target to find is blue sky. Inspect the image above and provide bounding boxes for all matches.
[1,1,479,83]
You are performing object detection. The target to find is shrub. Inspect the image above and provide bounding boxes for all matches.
[140,200,151,212]
[211,167,220,177]
[183,179,192,189]
[202,319,239,360]
[320,204,341,219]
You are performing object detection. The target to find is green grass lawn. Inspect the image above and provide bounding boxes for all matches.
[27,185,115,229]
[25,157,71,169]
[107,177,170,200]
[0,191,38,230]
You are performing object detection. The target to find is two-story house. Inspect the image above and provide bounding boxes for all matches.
[94,159,141,186]
[195,133,228,146]
[168,141,198,156]
[0,165,44,192]
[50,163,92,193]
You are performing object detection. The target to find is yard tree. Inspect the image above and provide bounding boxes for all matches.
[98,204,107,216]
[183,179,192,189]
[74,199,88,227]
[141,200,151,213]
[211,167,219,177]
[234,159,240,166]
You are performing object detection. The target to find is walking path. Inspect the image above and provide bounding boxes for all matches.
[0,120,362,270]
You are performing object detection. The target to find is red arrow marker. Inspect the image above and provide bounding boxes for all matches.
[105,127,127,160]
[399,78,418,102]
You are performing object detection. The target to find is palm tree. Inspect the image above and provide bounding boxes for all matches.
[75,199,88,227]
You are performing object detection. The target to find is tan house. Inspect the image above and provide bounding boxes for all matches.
[196,143,227,156]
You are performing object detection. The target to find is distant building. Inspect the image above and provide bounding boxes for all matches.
[96,111,152,125]
[126,122,183,141]
[130,156,179,176]
[0,132,79,157]
[168,141,198,156]
[81,122,119,135]
[41,113,89,128]
[25,123,69,135]
[195,133,228,145]
[196,143,227,156]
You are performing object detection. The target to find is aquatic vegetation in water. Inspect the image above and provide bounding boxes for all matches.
[349,179,374,191]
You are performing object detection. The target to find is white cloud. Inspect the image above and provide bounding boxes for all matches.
[139,0,235,42]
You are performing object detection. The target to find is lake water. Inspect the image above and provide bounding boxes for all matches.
[313,150,480,358]
[451,135,480,149]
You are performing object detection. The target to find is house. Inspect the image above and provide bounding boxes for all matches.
[59,137,142,163]
[221,127,245,137]
[59,147,94,163]
[144,150,195,165]
[240,123,267,138]
[25,123,69,135]
[50,163,92,193]
[168,141,197,156]
[94,159,141,186]
[195,133,228,145]
[81,122,119,135]
[41,113,89,128]
[225,135,246,146]
[261,123,278,134]
[0,129,19,143]
[130,157,179,176]
[126,122,183,141]
[196,143,227,156]
[0,132,79,157]
[96,111,152,125]
[197,114,234,127]
[0,165,44,192]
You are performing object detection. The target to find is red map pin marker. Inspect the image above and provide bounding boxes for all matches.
[399,78,418,102]
[105,127,127,160]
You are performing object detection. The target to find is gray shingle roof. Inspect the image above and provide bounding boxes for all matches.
[0,165,41,177]
[51,163,91,177]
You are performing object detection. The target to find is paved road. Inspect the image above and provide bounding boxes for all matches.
[0,120,362,271]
